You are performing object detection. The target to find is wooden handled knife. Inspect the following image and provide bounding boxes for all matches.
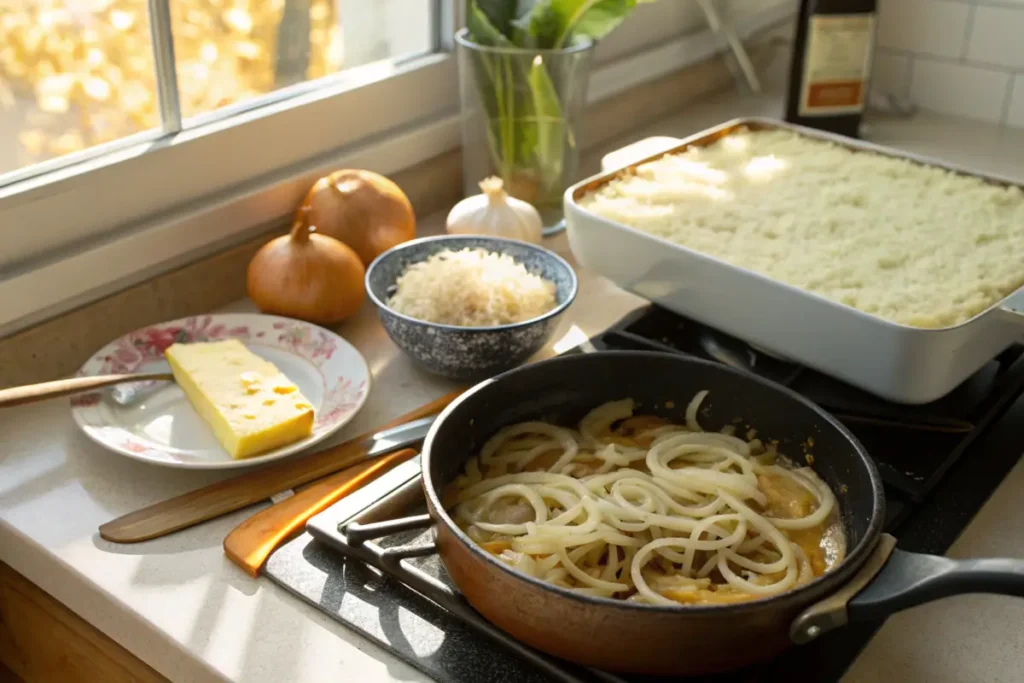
[98,390,460,543]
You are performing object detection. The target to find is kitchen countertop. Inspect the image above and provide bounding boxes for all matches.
[3,87,1024,683]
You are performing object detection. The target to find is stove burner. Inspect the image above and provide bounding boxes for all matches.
[278,304,1024,683]
[595,306,1024,501]
[308,474,758,683]
[312,477,615,683]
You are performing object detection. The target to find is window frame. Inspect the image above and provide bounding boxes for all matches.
[0,0,456,271]
[0,0,796,337]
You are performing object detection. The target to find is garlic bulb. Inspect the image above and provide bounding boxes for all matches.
[446,177,543,244]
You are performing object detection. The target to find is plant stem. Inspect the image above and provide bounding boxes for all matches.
[501,54,516,180]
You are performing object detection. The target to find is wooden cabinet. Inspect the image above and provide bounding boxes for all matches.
[0,562,168,683]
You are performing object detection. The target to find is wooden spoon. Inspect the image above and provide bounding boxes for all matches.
[0,372,173,408]
[223,447,419,577]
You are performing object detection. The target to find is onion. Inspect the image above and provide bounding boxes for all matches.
[247,210,366,325]
[298,169,416,266]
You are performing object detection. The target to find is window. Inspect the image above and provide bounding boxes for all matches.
[0,2,159,175]
[0,0,436,177]
[0,0,794,337]
[0,0,449,280]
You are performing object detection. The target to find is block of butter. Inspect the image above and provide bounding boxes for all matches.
[165,340,315,459]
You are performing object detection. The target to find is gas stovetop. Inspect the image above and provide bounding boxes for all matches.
[264,305,1024,683]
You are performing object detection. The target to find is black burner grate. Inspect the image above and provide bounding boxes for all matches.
[589,306,1024,502]
[307,470,762,683]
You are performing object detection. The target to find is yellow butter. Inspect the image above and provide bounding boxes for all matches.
[165,339,314,459]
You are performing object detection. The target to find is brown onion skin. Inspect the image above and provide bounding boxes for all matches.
[299,169,416,266]
[247,218,366,325]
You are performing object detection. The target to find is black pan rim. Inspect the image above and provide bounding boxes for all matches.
[421,350,888,617]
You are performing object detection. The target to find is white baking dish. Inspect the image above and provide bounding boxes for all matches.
[565,118,1024,404]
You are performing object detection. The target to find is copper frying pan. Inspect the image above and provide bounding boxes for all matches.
[418,352,1024,675]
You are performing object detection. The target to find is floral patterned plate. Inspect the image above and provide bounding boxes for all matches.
[71,314,370,469]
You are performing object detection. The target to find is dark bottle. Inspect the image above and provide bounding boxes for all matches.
[785,0,877,138]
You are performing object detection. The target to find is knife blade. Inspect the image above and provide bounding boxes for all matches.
[266,416,433,505]
[265,418,431,503]
[97,390,455,545]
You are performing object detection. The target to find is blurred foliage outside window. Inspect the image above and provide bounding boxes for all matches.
[0,0,343,172]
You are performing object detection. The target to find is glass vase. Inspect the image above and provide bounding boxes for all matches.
[455,28,594,235]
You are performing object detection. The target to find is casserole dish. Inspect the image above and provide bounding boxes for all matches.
[563,118,1024,404]
[416,352,1024,675]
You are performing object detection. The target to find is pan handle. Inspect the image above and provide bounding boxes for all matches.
[791,534,1024,643]
[846,549,1024,621]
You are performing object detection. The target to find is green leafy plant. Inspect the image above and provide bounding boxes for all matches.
[462,0,654,214]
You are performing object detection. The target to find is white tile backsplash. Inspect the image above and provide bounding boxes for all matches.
[875,0,1024,128]
[909,59,1011,123]
[966,6,1024,69]
[1007,77,1024,128]
[877,0,970,58]
[872,51,912,100]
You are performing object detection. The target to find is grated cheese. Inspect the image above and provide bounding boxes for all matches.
[580,128,1024,328]
[388,248,557,327]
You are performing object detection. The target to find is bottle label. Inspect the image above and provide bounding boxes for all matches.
[799,14,875,116]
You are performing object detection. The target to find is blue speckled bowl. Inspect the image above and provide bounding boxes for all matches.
[365,235,578,381]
